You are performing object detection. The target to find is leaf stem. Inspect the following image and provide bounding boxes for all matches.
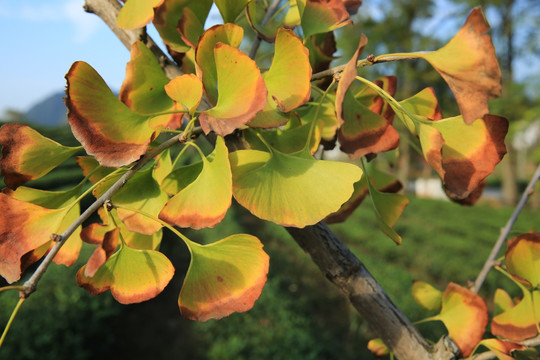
[372,51,430,63]
[0,286,26,294]
[472,164,540,293]
[0,298,25,348]
[305,78,336,150]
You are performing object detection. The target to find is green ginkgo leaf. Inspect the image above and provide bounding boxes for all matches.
[159,137,232,229]
[0,123,80,189]
[213,0,250,23]
[230,147,362,227]
[112,167,169,235]
[77,244,174,304]
[199,43,267,136]
[116,0,165,30]
[298,0,351,38]
[411,280,443,312]
[250,28,311,128]
[195,23,244,104]
[368,186,409,245]
[179,234,269,321]
[65,61,154,167]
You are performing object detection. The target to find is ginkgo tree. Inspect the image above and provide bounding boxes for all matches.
[1,0,539,359]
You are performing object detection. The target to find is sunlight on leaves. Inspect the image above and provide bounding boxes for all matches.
[117,0,165,30]
[298,0,351,38]
[505,232,540,288]
[77,244,174,304]
[165,74,203,114]
[199,43,267,136]
[230,148,362,227]
[159,137,232,229]
[438,282,488,357]
[65,61,154,167]
[411,280,442,312]
[417,7,501,124]
[491,288,540,341]
[179,234,269,321]
[250,28,311,128]
[0,123,80,189]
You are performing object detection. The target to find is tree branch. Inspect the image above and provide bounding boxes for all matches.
[472,164,540,293]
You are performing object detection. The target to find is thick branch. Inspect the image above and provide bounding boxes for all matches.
[287,223,457,360]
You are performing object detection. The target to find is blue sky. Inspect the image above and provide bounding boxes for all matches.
[0,1,538,116]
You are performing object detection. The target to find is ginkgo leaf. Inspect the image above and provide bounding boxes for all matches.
[411,280,443,312]
[505,232,540,288]
[249,28,311,128]
[246,0,301,42]
[491,288,540,341]
[367,338,390,357]
[438,282,488,357]
[229,148,362,227]
[116,0,165,30]
[153,148,173,185]
[417,7,501,124]
[178,234,269,321]
[164,74,203,114]
[417,114,508,201]
[199,43,267,136]
[159,137,232,229]
[76,156,116,184]
[299,0,351,38]
[77,244,174,304]
[398,87,443,135]
[65,61,154,167]
[0,193,68,283]
[195,24,244,104]
[112,167,168,235]
[213,0,249,23]
[477,339,526,360]
[494,288,515,316]
[120,41,182,130]
[7,185,83,267]
[84,227,120,277]
[153,0,213,56]
[0,123,80,189]
[325,167,402,224]
[368,186,409,245]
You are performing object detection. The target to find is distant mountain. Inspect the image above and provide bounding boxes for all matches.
[25,91,68,127]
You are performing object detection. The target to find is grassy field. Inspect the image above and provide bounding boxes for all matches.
[1,191,538,359]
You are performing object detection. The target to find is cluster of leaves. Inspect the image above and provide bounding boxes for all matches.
[368,232,540,359]
[0,0,529,357]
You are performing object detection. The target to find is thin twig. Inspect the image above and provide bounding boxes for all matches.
[472,164,540,293]
[248,0,282,59]
[21,133,186,298]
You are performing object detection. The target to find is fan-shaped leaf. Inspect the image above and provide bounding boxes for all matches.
[159,137,232,229]
[418,8,501,124]
[478,339,526,360]
[120,41,182,130]
[246,0,301,42]
[250,29,311,128]
[0,123,80,189]
[0,193,68,283]
[112,168,168,235]
[77,244,174,304]
[164,74,203,114]
[199,44,267,136]
[367,338,390,357]
[417,114,507,201]
[492,288,540,341]
[299,0,351,38]
[411,280,443,311]
[116,0,165,30]
[213,0,249,23]
[179,234,269,321]
[195,24,244,104]
[505,233,540,288]
[230,148,362,227]
[438,282,488,357]
[65,61,154,167]
[369,186,409,245]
